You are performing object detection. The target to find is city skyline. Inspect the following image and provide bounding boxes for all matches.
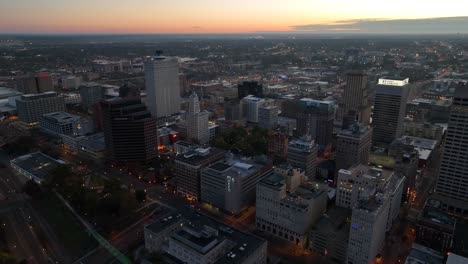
[1,0,468,34]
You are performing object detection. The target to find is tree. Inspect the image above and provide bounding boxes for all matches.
[22,180,42,198]
[135,190,146,203]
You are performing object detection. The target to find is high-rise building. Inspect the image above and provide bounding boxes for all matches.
[175,146,226,201]
[372,78,410,147]
[287,136,319,178]
[258,105,279,129]
[101,98,157,162]
[267,131,289,161]
[79,83,105,112]
[434,84,468,214]
[342,71,371,127]
[241,95,265,123]
[17,74,54,94]
[347,194,390,264]
[224,100,243,121]
[201,158,270,214]
[335,123,372,176]
[238,81,263,99]
[16,92,65,124]
[296,98,336,146]
[145,55,180,126]
[186,92,209,144]
[256,165,327,245]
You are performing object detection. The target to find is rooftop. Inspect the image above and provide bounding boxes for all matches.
[10,152,62,181]
[405,243,444,264]
[175,147,225,166]
[42,111,80,123]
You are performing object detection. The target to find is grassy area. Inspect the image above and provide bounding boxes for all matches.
[369,153,396,169]
[32,194,98,259]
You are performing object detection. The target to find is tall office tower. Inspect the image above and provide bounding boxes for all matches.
[79,83,105,112]
[186,92,209,144]
[224,100,243,121]
[335,123,372,176]
[342,71,371,128]
[101,98,157,163]
[435,84,468,214]
[295,99,336,146]
[238,81,263,99]
[258,105,279,129]
[145,54,180,126]
[347,194,390,264]
[241,95,265,123]
[372,78,410,147]
[16,92,65,124]
[17,74,54,94]
[287,136,319,178]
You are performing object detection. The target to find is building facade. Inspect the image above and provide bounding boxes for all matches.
[241,95,265,123]
[342,71,371,127]
[16,92,65,124]
[258,105,279,129]
[79,83,105,112]
[186,92,209,144]
[145,55,181,126]
[372,78,410,147]
[287,136,318,178]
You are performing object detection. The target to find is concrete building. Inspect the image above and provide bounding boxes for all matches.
[201,158,270,214]
[256,166,327,246]
[241,95,265,123]
[309,206,351,264]
[145,55,180,126]
[336,165,405,231]
[79,83,105,112]
[294,98,336,146]
[404,243,444,264]
[347,194,390,264]
[434,84,468,215]
[10,152,63,184]
[287,136,318,179]
[258,105,279,129]
[17,74,54,94]
[335,123,372,178]
[78,133,106,161]
[372,77,410,147]
[267,131,289,161]
[40,112,93,137]
[342,71,371,127]
[186,92,209,144]
[175,147,226,201]
[16,92,65,124]
[224,100,243,121]
[101,98,157,163]
[403,122,444,141]
[144,211,267,264]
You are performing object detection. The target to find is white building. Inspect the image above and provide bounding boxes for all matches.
[336,164,405,231]
[241,95,265,123]
[347,194,390,264]
[186,92,209,144]
[256,165,327,245]
[145,55,180,125]
[258,105,279,129]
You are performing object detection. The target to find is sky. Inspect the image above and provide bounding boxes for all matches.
[1,0,468,34]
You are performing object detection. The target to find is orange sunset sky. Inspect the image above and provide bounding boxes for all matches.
[1,0,468,33]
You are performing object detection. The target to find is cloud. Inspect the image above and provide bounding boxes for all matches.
[291,17,468,34]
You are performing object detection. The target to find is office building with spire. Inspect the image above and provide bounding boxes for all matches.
[186,92,209,144]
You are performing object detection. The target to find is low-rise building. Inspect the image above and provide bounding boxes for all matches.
[144,211,267,264]
[404,243,444,264]
[10,152,64,184]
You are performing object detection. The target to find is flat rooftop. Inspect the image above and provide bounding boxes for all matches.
[11,152,62,181]
[42,111,80,123]
[175,147,225,166]
[406,243,444,264]
[259,171,284,189]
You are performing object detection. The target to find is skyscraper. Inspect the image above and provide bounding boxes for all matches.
[296,98,336,147]
[372,78,410,147]
[335,123,372,176]
[186,92,209,144]
[145,54,180,126]
[79,82,105,112]
[435,84,468,214]
[287,136,319,178]
[241,95,265,123]
[101,98,157,162]
[16,92,65,124]
[342,71,371,128]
